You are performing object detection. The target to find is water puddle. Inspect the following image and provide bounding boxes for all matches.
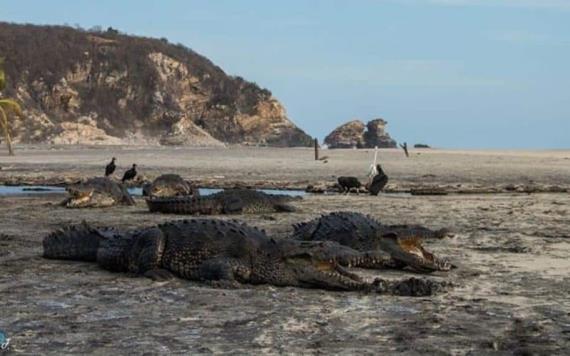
[0,186,66,195]
[0,185,306,197]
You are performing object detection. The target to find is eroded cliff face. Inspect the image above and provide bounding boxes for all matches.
[0,23,312,147]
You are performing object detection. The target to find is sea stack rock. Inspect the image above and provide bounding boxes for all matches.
[323,120,366,148]
[324,118,397,149]
[363,118,397,148]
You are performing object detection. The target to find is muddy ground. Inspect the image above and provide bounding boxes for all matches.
[1,146,570,354]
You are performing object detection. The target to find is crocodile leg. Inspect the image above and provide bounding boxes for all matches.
[197,258,252,282]
[97,227,166,273]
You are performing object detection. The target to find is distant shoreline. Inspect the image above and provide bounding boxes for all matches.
[1,145,568,194]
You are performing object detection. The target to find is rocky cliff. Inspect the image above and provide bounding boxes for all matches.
[0,23,312,147]
[324,118,397,149]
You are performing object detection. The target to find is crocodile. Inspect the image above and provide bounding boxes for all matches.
[62,177,135,208]
[146,189,299,215]
[42,219,446,296]
[292,211,453,273]
[142,174,199,198]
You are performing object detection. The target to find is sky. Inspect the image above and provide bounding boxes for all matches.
[2,0,569,148]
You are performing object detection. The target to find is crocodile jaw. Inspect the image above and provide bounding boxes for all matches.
[395,238,452,272]
[66,190,117,208]
[66,190,94,208]
[285,257,368,291]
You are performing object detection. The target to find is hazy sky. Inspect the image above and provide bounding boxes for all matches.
[3,0,569,148]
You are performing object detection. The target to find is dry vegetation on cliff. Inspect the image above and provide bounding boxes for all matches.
[0,22,312,147]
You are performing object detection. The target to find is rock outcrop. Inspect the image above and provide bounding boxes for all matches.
[324,118,397,149]
[0,23,312,147]
[323,120,366,148]
[363,119,397,148]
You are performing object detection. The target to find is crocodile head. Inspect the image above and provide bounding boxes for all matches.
[63,177,134,208]
[65,183,116,208]
[254,239,371,291]
[142,174,195,198]
[379,232,453,272]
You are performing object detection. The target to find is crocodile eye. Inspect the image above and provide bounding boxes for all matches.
[382,232,398,239]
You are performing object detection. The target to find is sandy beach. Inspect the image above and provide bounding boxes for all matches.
[1,146,570,354]
[1,145,569,192]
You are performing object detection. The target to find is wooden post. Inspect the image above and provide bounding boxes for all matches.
[314,138,319,160]
[400,142,409,158]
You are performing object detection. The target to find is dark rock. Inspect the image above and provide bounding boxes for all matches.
[414,143,431,148]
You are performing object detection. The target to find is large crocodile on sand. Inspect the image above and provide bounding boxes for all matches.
[42,219,446,296]
[142,174,199,198]
[62,177,135,208]
[146,189,299,215]
[292,211,453,273]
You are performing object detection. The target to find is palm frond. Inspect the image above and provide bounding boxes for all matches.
[0,106,14,155]
[0,99,24,117]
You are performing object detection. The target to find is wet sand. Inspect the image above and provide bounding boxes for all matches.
[1,146,570,354]
[1,145,569,192]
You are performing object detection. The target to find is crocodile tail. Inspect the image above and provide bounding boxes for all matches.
[146,197,187,213]
[269,194,303,202]
[119,183,136,205]
[43,222,101,261]
[146,196,217,214]
[291,220,318,240]
[145,197,160,212]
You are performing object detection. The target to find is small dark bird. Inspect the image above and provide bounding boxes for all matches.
[105,157,116,177]
[122,164,137,182]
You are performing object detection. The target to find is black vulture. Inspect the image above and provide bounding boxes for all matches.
[122,164,137,182]
[369,164,389,195]
[105,157,116,177]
